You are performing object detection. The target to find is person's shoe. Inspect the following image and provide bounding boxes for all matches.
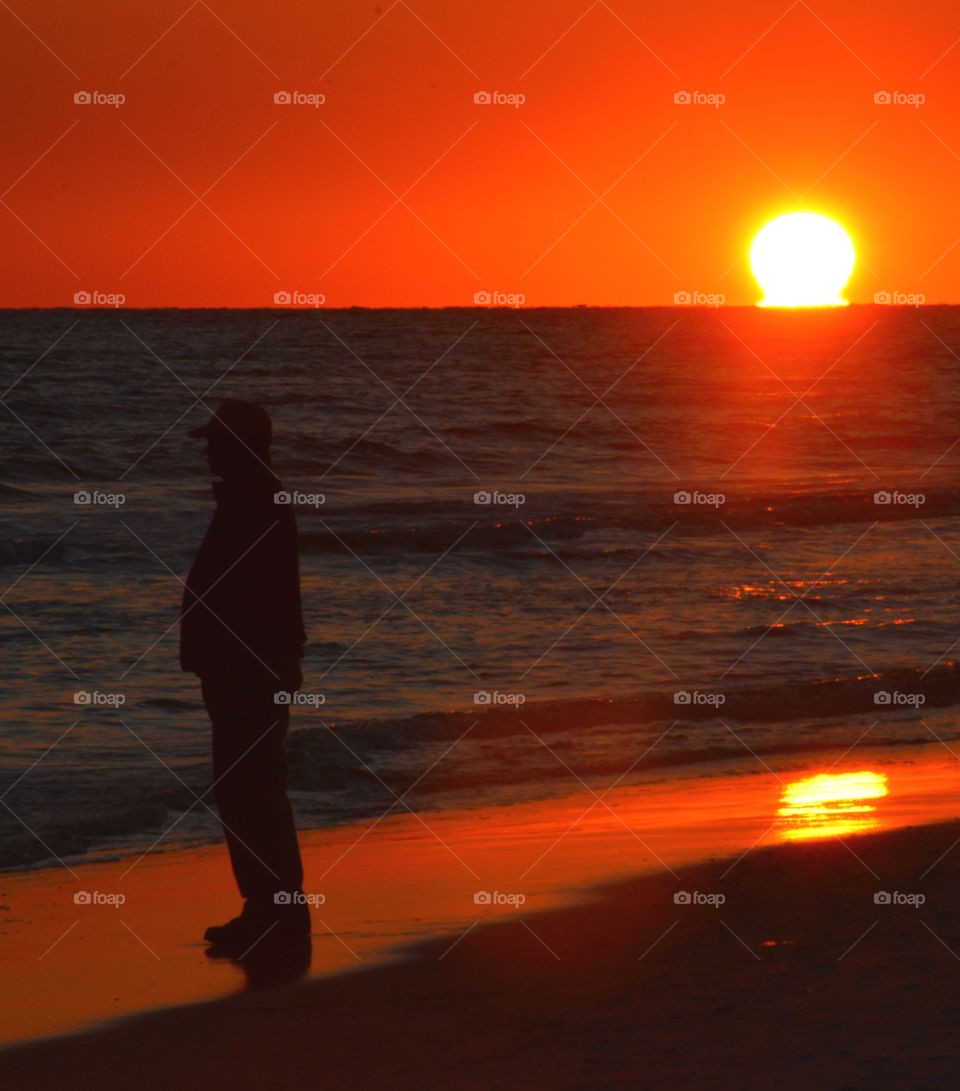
[205,914,279,956]
[276,897,311,937]
[204,896,310,953]
[203,915,248,945]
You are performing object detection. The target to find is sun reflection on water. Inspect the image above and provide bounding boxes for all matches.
[777,771,888,841]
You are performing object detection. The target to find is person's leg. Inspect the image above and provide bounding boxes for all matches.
[202,669,306,926]
[222,687,303,908]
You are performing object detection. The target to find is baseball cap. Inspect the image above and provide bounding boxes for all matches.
[189,399,272,445]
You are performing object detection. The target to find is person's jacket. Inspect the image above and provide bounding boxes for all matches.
[180,466,306,687]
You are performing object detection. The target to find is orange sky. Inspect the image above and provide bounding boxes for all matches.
[2,0,960,307]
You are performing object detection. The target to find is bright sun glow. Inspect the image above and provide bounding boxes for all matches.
[777,771,888,841]
[750,212,855,307]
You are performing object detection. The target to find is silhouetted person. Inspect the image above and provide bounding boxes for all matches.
[180,399,309,954]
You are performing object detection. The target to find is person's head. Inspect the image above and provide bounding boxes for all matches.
[190,399,273,480]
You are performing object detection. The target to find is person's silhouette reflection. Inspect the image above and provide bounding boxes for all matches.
[205,931,312,990]
[180,399,310,956]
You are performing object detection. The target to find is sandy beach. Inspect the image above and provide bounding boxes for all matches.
[2,747,959,1088]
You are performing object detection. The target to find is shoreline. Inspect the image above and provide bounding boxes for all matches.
[4,813,960,1089]
[4,733,955,880]
[1,742,958,1051]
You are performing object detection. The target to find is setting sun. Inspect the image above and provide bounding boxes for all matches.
[750,213,856,308]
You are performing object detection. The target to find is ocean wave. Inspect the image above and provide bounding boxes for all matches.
[0,481,36,498]
[292,661,960,752]
[4,663,956,872]
[0,536,68,567]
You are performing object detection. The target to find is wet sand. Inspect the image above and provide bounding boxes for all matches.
[2,747,959,1088]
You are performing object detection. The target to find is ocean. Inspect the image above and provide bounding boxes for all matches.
[2,305,959,870]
